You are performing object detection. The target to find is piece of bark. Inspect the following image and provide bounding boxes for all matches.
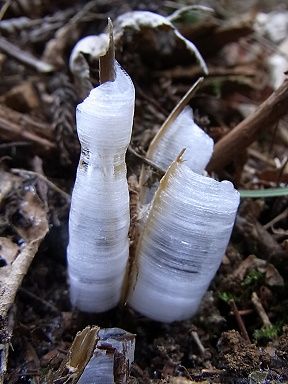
[99,19,115,84]
[207,79,288,172]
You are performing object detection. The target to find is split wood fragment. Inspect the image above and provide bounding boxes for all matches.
[207,79,288,172]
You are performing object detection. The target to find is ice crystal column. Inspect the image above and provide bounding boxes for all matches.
[67,63,135,312]
[128,157,240,322]
[140,87,214,204]
[78,328,135,384]
[148,106,213,174]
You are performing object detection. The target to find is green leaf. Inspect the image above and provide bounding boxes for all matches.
[253,324,280,342]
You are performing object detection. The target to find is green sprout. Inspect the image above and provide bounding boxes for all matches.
[218,291,234,302]
[242,269,264,288]
[253,324,280,342]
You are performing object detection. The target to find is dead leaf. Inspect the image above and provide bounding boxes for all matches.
[114,11,208,73]
[0,170,20,205]
[0,170,49,384]
[0,237,19,266]
[264,264,284,286]
[69,10,208,98]
[12,189,48,242]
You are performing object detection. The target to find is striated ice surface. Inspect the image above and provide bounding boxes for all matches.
[67,63,135,312]
[77,328,135,384]
[141,106,214,204]
[128,160,240,322]
[150,106,213,174]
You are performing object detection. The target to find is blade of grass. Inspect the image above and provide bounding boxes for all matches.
[239,187,288,198]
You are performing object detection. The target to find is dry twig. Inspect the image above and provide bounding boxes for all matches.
[251,292,272,327]
[208,79,288,172]
[229,299,251,343]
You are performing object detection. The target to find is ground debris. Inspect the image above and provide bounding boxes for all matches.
[216,330,270,376]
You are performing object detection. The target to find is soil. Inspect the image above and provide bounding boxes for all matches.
[0,1,287,383]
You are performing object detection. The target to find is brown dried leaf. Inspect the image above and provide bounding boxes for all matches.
[12,190,48,242]
[264,264,284,287]
[0,104,55,153]
[114,11,208,73]
[0,170,20,205]
[0,237,19,266]
[0,171,49,384]
[0,234,48,318]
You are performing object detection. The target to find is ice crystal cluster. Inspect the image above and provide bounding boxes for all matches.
[67,59,239,322]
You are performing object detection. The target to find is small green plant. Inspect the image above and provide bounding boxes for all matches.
[253,324,280,342]
[242,269,264,287]
[218,291,234,302]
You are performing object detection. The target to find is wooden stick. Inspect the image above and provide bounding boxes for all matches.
[207,79,288,172]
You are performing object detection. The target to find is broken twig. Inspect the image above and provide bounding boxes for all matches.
[229,299,251,343]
